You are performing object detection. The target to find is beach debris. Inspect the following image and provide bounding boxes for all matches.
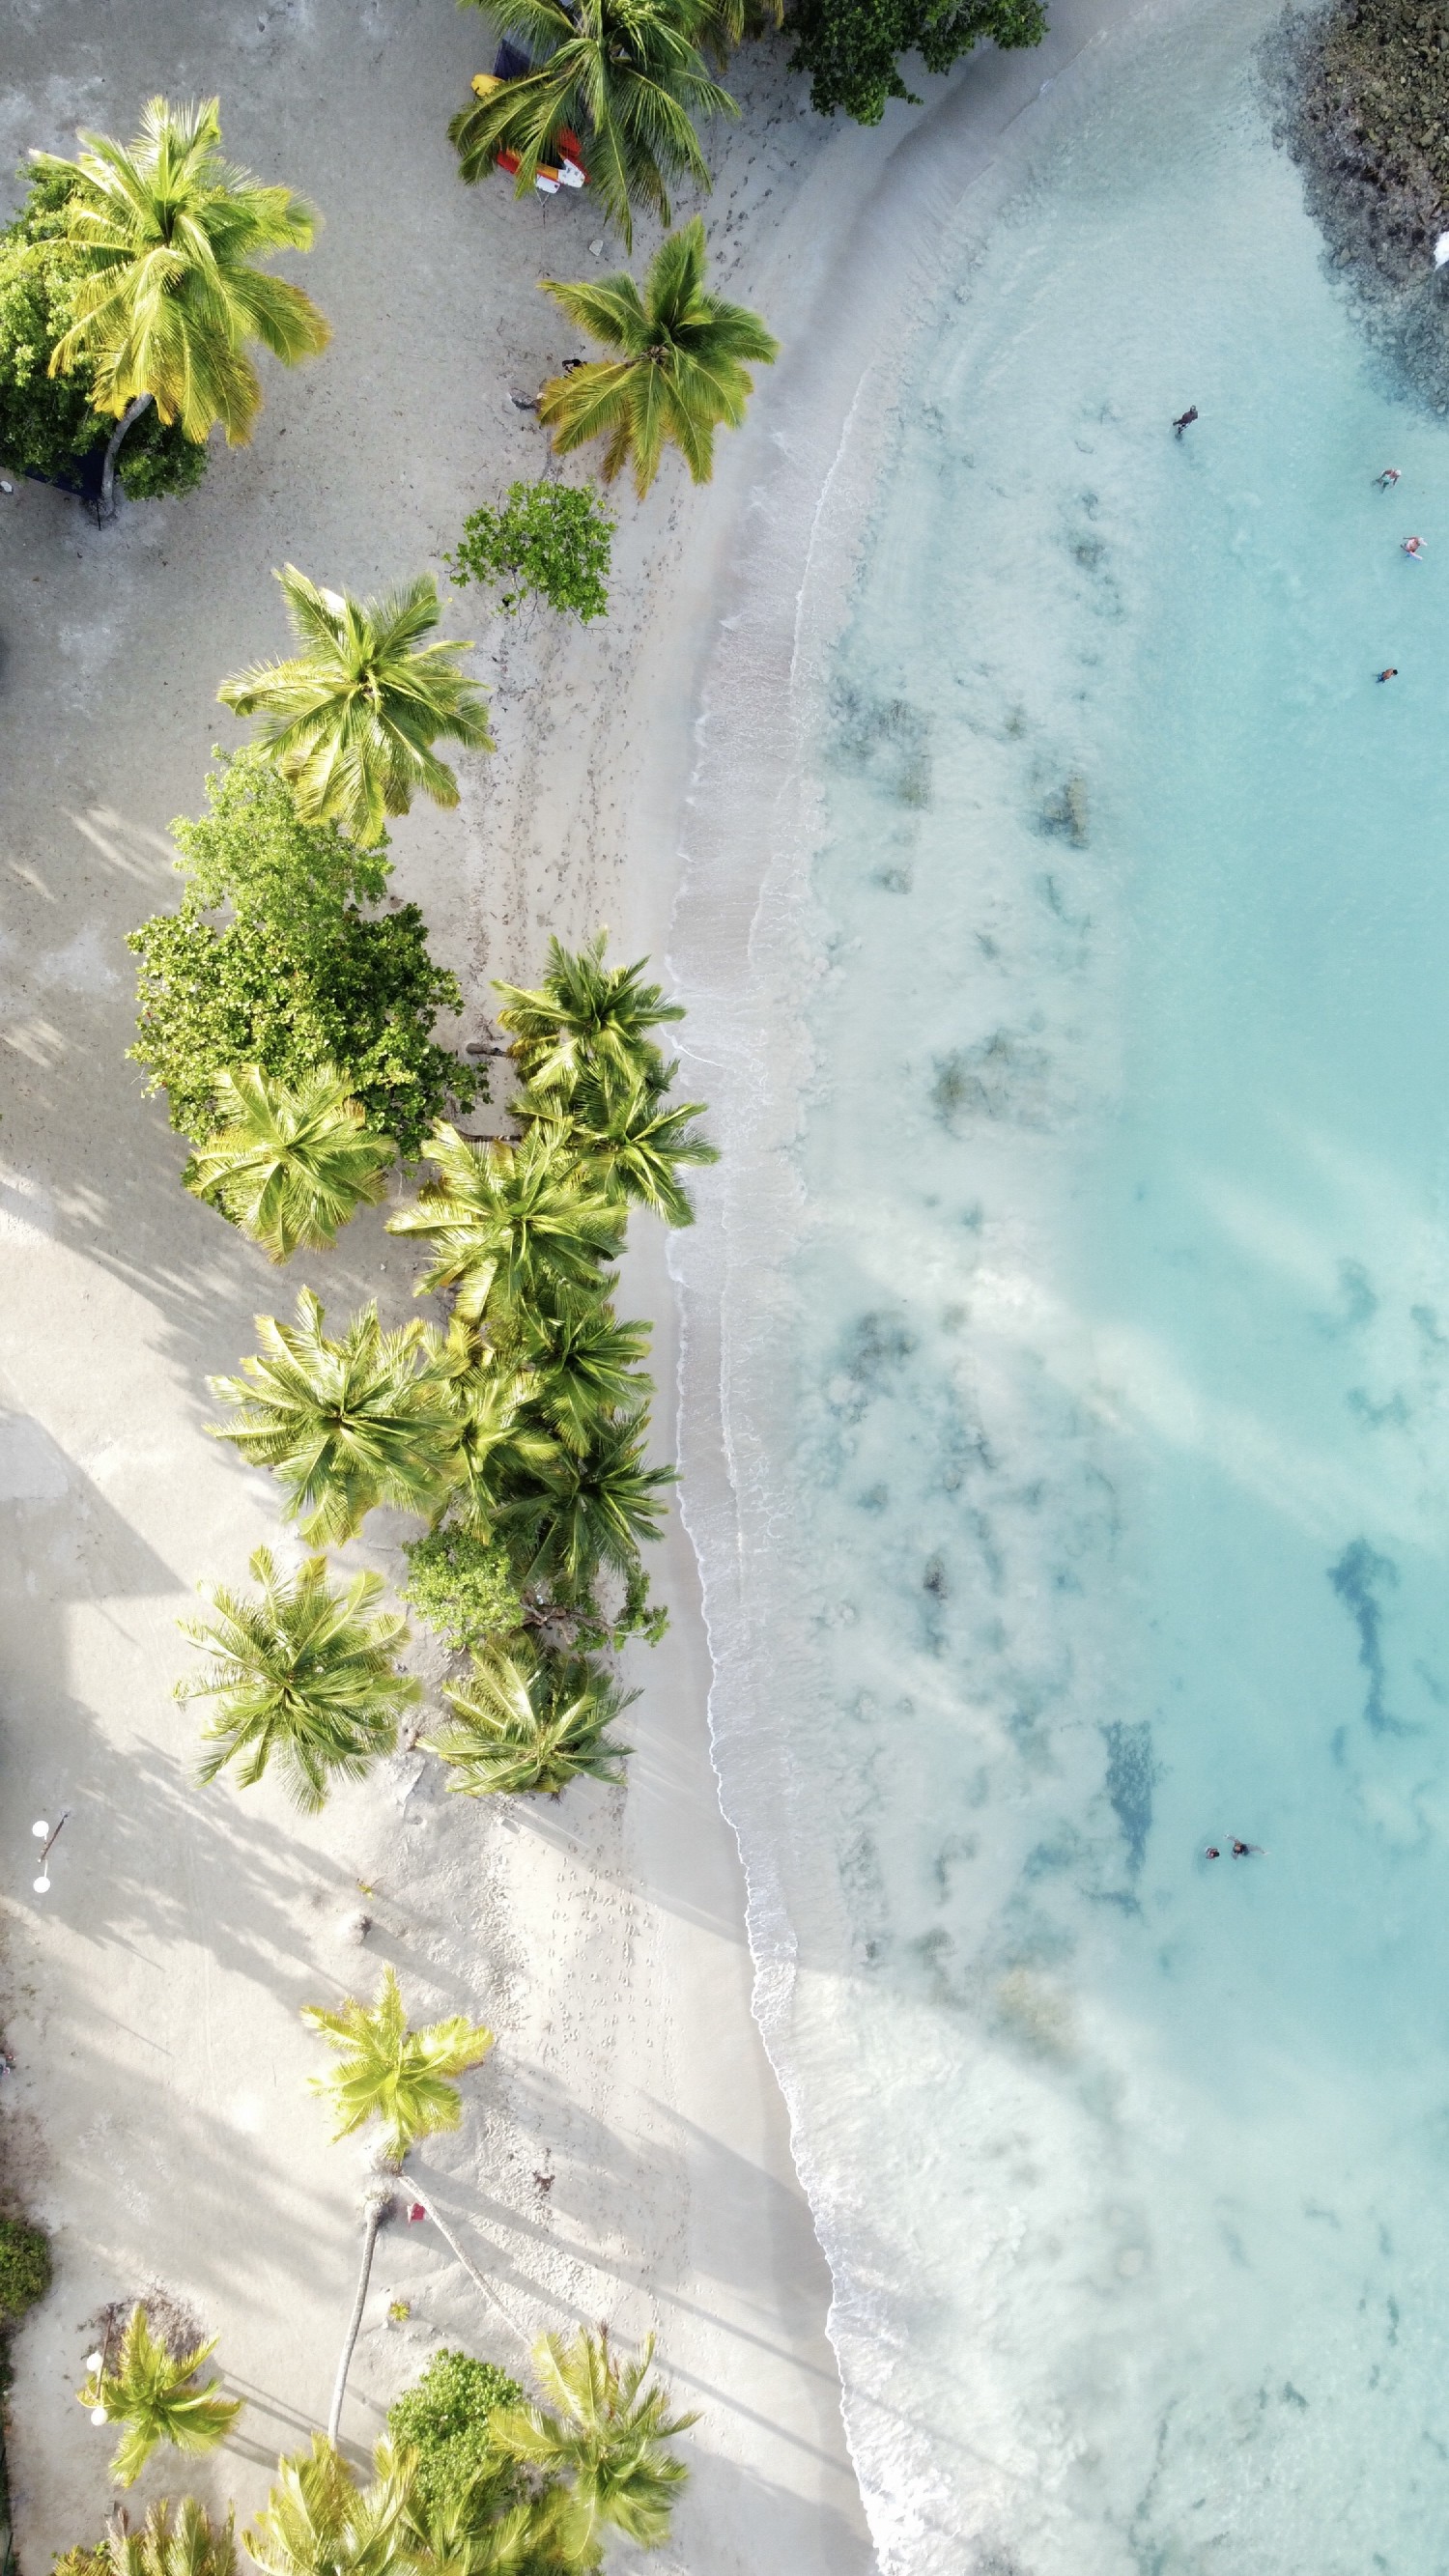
[1435,230,1449,265]
[338,1908,372,1945]
[588,238,604,258]
[408,2202,427,2223]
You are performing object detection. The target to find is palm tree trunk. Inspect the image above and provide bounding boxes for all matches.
[99,393,153,523]
[404,2186,526,2344]
[327,2194,385,2448]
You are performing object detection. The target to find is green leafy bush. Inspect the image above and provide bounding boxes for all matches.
[387,2349,524,2514]
[401,1526,525,1656]
[0,166,208,498]
[445,481,613,623]
[128,756,478,1158]
[789,0,1045,124]
[0,2214,51,2322]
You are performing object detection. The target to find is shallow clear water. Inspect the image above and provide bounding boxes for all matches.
[700,6,1449,2567]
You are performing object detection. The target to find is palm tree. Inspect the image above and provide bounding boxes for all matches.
[404,2485,566,2576]
[537,220,778,498]
[35,97,329,520]
[218,568,495,847]
[505,1288,653,1453]
[245,2435,414,2576]
[425,1641,636,1798]
[493,1408,674,1591]
[449,0,736,250]
[495,2330,696,2561]
[102,2497,236,2576]
[387,1123,623,1327]
[79,2307,242,2490]
[209,1289,459,1543]
[175,1546,420,1814]
[495,932,682,1094]
[544,1065,718,1228]
[183,1063,395,1260]
[302,1972,495,2445]
[431,1333,562,1535]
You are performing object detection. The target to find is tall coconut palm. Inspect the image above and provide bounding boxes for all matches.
[450,0,735,250]
[102,2497,236,2576]
[79,2307,242,2490]
[176,1546,420,1814]
[504,1288,653,1454]
[431,1332,562,1535]
[537,220,778,498]
[183,1063,395,1260]
[302,1972,496,2445]
[218,568,495,848]
[495,2330,696,2560]
[387,1123,623,1328]
[404,2484,565,2576]
[208,1289,458,1543]
[494,933,683,1094]
[542,1065,718,1228]
[245,2435,414,2576]
[303,1967,495,2165]
[425,1641,636,1798]
[494,1409,673,1590]
[35,97,329,520]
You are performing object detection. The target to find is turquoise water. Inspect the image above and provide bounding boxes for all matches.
[692,6,1449,2567]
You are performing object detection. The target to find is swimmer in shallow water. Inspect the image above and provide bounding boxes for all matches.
[1205,1846,1221,1860]
[1378,667,1399,683]
[1172,406,1199,439]
[1231,1839,1264,1857]
[1403,535,1427,560]
[1376,466,1402,488]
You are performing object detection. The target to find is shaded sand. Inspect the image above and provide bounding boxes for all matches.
[0,1,1141,2568]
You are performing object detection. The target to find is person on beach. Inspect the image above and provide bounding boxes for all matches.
[1403,535,1426,560]
[1378,667,1399,683]
[1173,406,1199,438]
[1376,466,1401,488]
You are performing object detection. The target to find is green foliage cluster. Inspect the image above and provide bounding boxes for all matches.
[385,2349,523,2516]
[128,755,477,1159]
[0,168,208,496]
[787,0,1046,125]
[400,1524,524,1654]
[0,2213,51,2322]
[445,480,614,622]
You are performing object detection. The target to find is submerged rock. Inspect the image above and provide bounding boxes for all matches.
[1266,0,1449,407]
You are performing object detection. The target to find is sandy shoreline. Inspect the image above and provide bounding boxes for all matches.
[0,3,1143,2569]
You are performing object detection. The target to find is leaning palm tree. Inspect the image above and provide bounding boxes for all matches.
[245,2435,413,2576]
[35,97,329,519]
[79,2307,242,2490]
[494,1408,674,1591]
[387,1123,624,1327]
[176,1547,420,1814]
[302,1971,495,2445]
[450,0,735,249]
[209,1291,459,1543]
[218,568,495,847]
[425,1640,636,1798]
[494,933,684,1094]
[102,2497,236,2576]
[495,2330,696,2561]
[543,1065,718,1229]
[183,1063,395,1261]
[537,220,778,498]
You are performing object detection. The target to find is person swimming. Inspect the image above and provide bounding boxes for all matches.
[1376,467,1402,488]
[1378,667,1399,683]
[1403,535,1426,560]
[1231,1839,1263,1857]
[1172,406,1199,438]
[1205,1846,1221,1860]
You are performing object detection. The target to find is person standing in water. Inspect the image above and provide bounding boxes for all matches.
[1403,535,1427,560]
[1376,466,1402,488]
[1173,406,1199,439]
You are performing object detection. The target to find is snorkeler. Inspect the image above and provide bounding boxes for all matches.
[1376,467,1402,488]
[1173,407,1199,439]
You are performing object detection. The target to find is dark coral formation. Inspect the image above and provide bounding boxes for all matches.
[1268,0,1449,407]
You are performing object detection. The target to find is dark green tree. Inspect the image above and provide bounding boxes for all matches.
[789,0,1045,127]
[446,482,614,624]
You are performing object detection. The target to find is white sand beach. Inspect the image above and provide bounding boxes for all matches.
[0,3,1138,2569]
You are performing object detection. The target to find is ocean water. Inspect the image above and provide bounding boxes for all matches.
[675,4,1449,2568]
